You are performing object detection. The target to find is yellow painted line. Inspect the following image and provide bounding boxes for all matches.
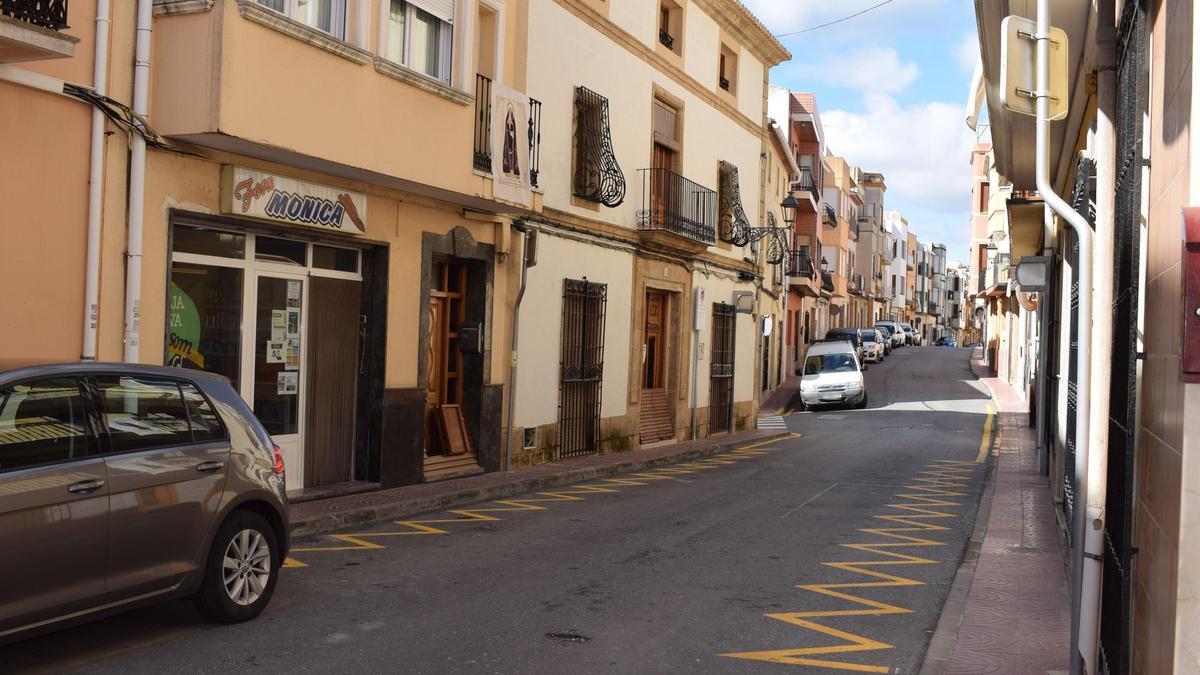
[282,557,307,568]
[723,461,975,672]
[976,403,996,464]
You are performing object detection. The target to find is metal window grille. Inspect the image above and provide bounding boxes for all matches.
[709,303,736,434]
[528,98,542,188]
[0,0,67,29]
[473,74,493,172]
[573,86,626,207]
[1099,2,1145,672]
[1064,157,1094,548]
[559,278,607,458]
[717,161,750,245]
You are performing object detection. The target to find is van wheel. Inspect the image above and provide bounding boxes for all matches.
[855,394,869,409]
[194,510,280,624]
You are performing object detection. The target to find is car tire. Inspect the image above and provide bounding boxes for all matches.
[795,399,807,412]
[854,394,868,409]
[194,510,280,624]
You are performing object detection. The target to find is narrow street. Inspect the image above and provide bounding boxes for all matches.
[1,348,992,674]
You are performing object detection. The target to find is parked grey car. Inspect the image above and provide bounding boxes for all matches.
[0,361,289,644]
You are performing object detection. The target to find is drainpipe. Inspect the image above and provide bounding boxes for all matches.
[1079,0,1118,670]
[122,0,153,362]
[503,220,531,472]
[1031,1,1094,673]
[82,0,111,360]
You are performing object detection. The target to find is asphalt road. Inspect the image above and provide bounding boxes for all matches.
[1,346,993,674]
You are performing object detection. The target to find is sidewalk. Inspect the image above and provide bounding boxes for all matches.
[288,428,789,539]
[923,357,1071,675]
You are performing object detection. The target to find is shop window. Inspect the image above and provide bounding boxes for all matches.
[0,379,92,472]
[96,375,194,453]
[313,245,360,272]
[256,236,307,265]
[173,224,245,259]
[385,0,455,84]
[255,0,347,40]
[719,44,737,94]
[167,263,243,388]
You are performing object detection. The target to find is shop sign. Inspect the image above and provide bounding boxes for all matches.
[221,166,366,234]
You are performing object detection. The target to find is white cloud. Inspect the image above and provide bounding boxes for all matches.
[822,93,976,218]
[742,0,951,39]
[780,47,920,95]
[954,32,980,73]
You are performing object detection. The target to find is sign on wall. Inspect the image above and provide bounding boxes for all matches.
[221,166,367,234]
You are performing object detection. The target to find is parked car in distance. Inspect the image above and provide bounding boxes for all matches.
[0,361,290,645]
[875,322,904,349]
[819,327,865,364]
[858,328,886,363]
[936,336,958,347]
[899,323,920,345]
[797,341,868,410]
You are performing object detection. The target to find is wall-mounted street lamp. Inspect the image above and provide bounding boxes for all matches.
[781,194,798,227]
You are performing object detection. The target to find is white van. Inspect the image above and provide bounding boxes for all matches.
[798,341,868,410]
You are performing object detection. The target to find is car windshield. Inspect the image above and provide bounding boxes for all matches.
[860,332,877,343]
[875,325,893,335]
[804,353,858,374]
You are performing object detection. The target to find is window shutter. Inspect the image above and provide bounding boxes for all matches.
[653,101,680,151]
[410,0,454,23]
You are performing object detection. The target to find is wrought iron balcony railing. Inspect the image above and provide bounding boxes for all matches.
[1,0,68,29]
[794,166,821,197]
[719,76,731,91]
[636,168,715,245]
[659,29,674,49]
[820,271,835,293]
[786,249,816,279]
[822,203,837,227]
[472,73,543,188]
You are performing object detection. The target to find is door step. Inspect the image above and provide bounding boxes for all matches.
[639,388,674,444]
[423,454,484,482]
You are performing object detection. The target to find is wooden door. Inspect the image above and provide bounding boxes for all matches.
[304,276,360,487]
[651,143,677,226]
[643,290,666,389]
[425,259,470,457]
[425,297,445,454]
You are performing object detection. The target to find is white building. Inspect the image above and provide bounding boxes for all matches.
[884,211,908,321]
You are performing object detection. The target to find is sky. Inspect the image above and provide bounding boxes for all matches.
[743,0,984,263]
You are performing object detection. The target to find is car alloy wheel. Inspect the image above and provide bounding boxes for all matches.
[223,529,272,606]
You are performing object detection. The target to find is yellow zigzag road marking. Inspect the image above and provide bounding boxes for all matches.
[721,463,976,672]
[286,435,799,565]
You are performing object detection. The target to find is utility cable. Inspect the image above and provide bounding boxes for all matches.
[772,0,898,38]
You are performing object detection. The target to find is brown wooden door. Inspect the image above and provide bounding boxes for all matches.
[651,143,677,226]
[425,259,470,457]
[643,290,666,389]
[304,276,360,487]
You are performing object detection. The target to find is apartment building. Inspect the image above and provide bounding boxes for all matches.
[972,0,1200,668]
[513,0,789,459]
[767,88,829,369]
[822,155,860,329]
[906,231,918,328]
[884,211,908,322]
[853,171,888,324]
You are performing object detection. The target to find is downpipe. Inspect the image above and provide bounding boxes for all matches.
[1080,0,1118,670]
[1031,0,1096,673]
[503,221,531,472]
[123,0,153,362]
[83,0,111,360]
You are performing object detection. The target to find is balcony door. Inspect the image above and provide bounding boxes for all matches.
[650,100,681,227]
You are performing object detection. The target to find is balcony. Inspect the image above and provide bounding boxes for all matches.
[983,253,1011,296]
[1,0,77,62]
[822,203,837,228]
[472,73,542,187]
[791,167,820,213]
[636,168,716,251]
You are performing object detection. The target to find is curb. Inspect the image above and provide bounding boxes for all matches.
[289,431,794,540]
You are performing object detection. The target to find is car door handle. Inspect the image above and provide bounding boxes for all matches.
[67,479,105,494]
[195,461,225,473]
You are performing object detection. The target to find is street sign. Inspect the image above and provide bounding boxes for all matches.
[999,16,1068,120]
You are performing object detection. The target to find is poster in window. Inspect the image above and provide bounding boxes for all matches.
[266,341,285,364]
[491,83,531,208]
[285,338,301,371]
[286,309,300,338]
[286,280,301,309]
[277,371,298,395]
[271,310,288,342]
[166,283,205,369]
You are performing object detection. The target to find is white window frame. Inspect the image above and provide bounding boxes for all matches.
[379,0,456,85]
[256,0,348,40]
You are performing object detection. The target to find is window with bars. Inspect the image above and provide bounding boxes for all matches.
[559,278,607,458]
[709,303,736,434]
[573,86,626,207]
[717,160,750,246]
